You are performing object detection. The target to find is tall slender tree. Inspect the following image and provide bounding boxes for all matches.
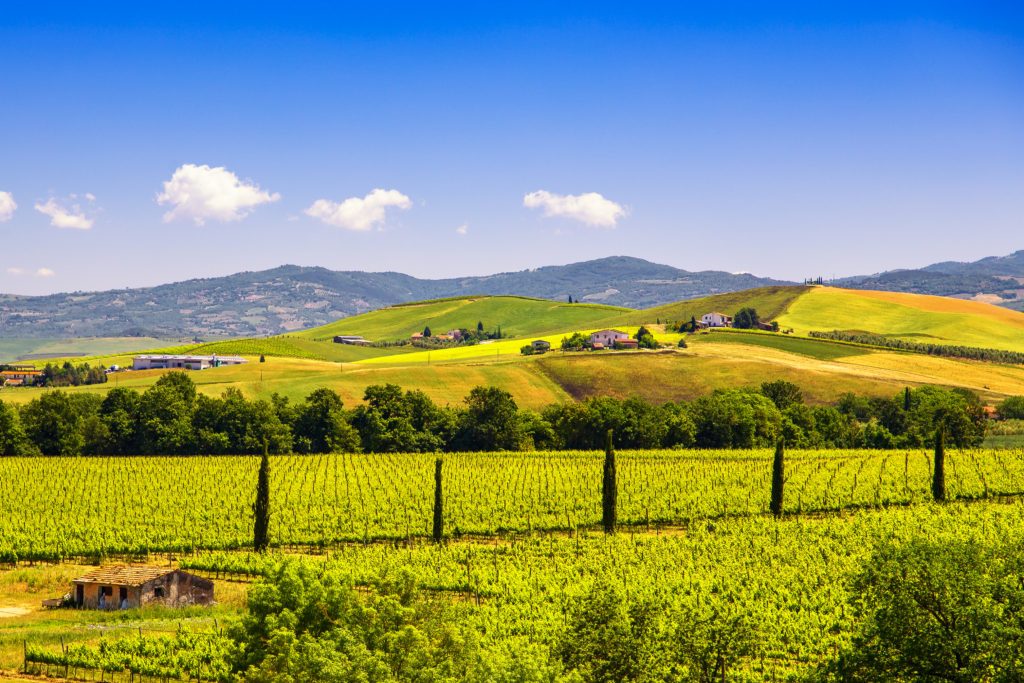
[432,457,444,543]
[903,386,912,412]
[602,429,617,534]
[932,427,946,502]
[253,439,271,552]
[770,437,785,517]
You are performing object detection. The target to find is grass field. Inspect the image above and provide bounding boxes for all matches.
[694,328,873,361]
[0,337,182,364]
[0,563,247,673]
[5,329,1024,409]
[295,295,630,342]
[776,287,1024,352]
[613,285,810,326]
[7,288,1024,410]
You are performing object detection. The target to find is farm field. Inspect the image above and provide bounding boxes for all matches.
[0,337,181,364]
[612,285,810,328]
[7,287,1024,414]
[4,452,1024,681]
[7,331,1024,410]
[775,287,1024,352]
[295,295,630,342]
[2,448,1022,561]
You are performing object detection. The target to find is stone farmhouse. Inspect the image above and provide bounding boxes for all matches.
[70,566,214,610]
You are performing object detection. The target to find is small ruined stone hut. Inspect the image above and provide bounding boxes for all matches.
[72,566,214,609]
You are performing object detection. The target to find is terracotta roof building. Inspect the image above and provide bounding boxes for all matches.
[72,566,213,610]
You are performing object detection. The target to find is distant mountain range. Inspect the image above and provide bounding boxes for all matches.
[2,251,1022,339]
[0,257,789,339]
[838,250,1024,310]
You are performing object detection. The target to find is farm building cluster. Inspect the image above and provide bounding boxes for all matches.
[132,353,247,371]
[699,312,774,331]
[54,566,214,610]
[0,365,44,387]
[411,329,465,342]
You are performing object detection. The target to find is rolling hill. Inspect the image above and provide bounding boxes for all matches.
[774,287,1024,353]
[295,296,629,342]
[0,256,789,340]
[7,286,1024,412]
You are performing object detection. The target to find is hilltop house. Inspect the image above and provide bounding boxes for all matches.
[531,340,551,352]
[132,354,247,371]
[590,329,629,347]
[701,312,733,328]
[410,332,424,340]
[70,566,213,610]
[615,338,639,349]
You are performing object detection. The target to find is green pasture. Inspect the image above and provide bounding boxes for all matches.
[0,337,179,364]
[614,285,809,326]
[691,328,873,361]
[294,295,629,342]
[776,287,1024,353]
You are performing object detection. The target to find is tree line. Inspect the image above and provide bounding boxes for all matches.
[0,372,991,456]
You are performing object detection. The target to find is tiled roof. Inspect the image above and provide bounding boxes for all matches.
[74,565,173,586]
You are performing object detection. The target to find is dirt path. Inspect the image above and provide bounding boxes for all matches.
[0,607,29,619]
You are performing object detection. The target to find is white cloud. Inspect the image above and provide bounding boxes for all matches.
[0,191,16,222]
[455,223,468,235]
[7,267,55,277]
[157,164,280,225]
[304,188,412,231]
[523,190,626,228]
[34,197,94,229]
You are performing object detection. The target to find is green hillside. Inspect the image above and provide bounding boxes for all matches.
[613,285,810,327]
[775,287,1024,353]
[0,336,180,363]
[294,295,630,342]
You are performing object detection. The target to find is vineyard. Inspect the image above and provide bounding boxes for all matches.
[2,448,1023,562]
[21,502,1024,681]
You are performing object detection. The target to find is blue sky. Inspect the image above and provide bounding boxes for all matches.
[1,2,1022,295]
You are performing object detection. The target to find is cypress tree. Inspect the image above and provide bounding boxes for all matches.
[932,427,946,502]
[433,457,444,543]
[259,354,266,363]
[253,439,271,552]
[903,386,911,411]
[770,437,785,517]
[423,325,432,338]
[477,320,484,333]
[602,429,617,534]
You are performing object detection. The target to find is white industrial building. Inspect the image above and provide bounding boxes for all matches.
[132,354,247,371]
